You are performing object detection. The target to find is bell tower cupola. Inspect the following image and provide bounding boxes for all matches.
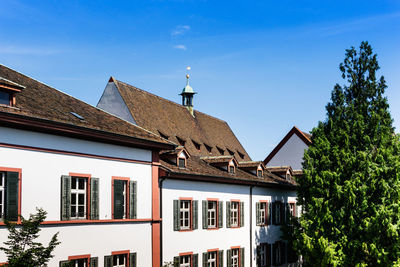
[180,68,196,116]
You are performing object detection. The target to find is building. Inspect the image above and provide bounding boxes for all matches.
[97,75,300,267]
[263,126,312,171]
[0,64,175,267]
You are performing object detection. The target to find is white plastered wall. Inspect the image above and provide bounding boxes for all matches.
[266,134,308,170]
[0,127,153,265]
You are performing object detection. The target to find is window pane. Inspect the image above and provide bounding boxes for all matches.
[78,194,85,205]
[0,91,10,105]
[78,178,85,189]
[71,178,76,189]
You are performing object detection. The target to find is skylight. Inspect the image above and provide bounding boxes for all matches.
[70,112,84,120]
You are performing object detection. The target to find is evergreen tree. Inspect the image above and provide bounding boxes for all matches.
[0,208,60,267]
[291,41,400,266]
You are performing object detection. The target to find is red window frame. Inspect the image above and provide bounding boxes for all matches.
[111,250,130,267]
[230,199,240,228]
[0,166,22,224]
[259,200,269,226]
[68,254,91,266]
[178,252,194,267]
[206,248,219,266]
[206,198,219,230]
[179,197,193,231]
[111,176,131,220]
[69,172,91,220]
[230,246,241,267]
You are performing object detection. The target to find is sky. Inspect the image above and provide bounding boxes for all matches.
[1,0,399,160]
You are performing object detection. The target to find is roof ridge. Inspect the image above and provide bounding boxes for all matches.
[114,79,229,124]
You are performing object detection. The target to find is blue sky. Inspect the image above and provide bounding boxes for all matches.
[1,0,399,160]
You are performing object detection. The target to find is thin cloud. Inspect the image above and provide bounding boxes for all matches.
[0,45,58,55]
[171,25,191,36]
[173,44,187,50]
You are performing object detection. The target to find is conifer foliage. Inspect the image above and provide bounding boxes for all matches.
[292,42,400,266]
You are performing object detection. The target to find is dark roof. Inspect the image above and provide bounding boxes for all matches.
[0,64,174,150]
[111,79,251,161]
[238,161,265,169]
[264,126,312,165]
[201,155,235,164]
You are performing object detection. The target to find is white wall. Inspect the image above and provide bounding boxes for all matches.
[162,179,251,267]
[267,134,308,170]
[0,128,154,264]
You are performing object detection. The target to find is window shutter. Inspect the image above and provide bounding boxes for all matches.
[59,260,71,267]
[192,253,198,267]
[218,250,223,267]
[281,241,286,265]
[130,181,137,219]
[5,172,19,221]
[113,179,124,219]
[256,202,260,226]
[61,175,71,221]
[104,255,112,267]
[240,202,244,227]
[266,201,270,225]
[227,249,232,267]
[90,257,98,267]
[218,201,223,228]
[271,202,276,225]
[173,200,180,231]
[90,178,99,220]
[272,243,277,266]
[287,241,297,263]
[226,201,231,228]
[240,248,245,267]
[256,245,261,267]
[266,244,271,267]
[202,200,208,229]
[280,202,285,225]
[129,252,137,267]
[285,203,290,223]
[203,252,208,267]
[192,200,198,230]
[173,256,180,267]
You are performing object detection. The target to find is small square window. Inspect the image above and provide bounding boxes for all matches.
[229,166,235,174]
[178,158,186,168]
[257,170,263,178]
[0,91,11,106]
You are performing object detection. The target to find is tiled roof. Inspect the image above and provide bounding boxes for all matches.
[112,79,251,161]
[200,155,235,164]
[0,64,174,149]
[238,161,264,168]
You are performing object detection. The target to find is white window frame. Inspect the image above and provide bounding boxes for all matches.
[259,202,266,225]
[121,181,127,219]
[230,201,239,227]
[207,201,217,228]
[231,249,239,267]
[180,200,191,230]
[207,251,217,267]
[0,172,5,220]
[70,177,87,220]
[180,255,191,267]
[289,202,296,217]
[72,258,88,267]
[113,254,127,267]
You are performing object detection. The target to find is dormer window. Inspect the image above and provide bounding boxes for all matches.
[178,158,186,168]
[227,149,234,156]
[0,78,24,107]
[176,136,186,147]
[237,151,245,159]
[217,146,225,155]
[158,130,169,140]
[204,143,212,153]
[229,166,235,174]
[257,170,263,178]
[192,140,201,151]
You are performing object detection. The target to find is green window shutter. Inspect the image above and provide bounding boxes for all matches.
[271,202,276,225]
[173,200,180,231]
[240,202,244,227]
[218,250,223,267]
[192,200,198,230]
[279,202,284,225]
[59,260,72,267]
[113,179,124,219]
[104,255,112,267]
[266,202,271,225]
[202,200,208,229]
[5,172,19,221]
[266,244,271,267]
[129,252,137,267]
[90,178,99,220]
[285,203,290,223]
[173,256,179,267]
[240,248,244,267]
[256,245,261,267]
[227,249,232,267]
[256,202,260,226]
[226,201,231,228]
[130,181,137,219]
[61,175,71,221]
[203,252,208,267]
[90,257,98,267]
[192,253,198,267]
[218,201,223,228]
[281,241,286,264]
[272,243,277,266]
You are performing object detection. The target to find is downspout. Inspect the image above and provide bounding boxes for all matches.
[159,177,166,267]
[250,185,254,267]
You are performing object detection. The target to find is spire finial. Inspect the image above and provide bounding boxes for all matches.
[186,66,191,85]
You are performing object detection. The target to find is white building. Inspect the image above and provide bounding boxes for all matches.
[97,75,300,267]
[0,65,174,267]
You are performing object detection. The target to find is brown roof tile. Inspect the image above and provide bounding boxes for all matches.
[0,64,174,149]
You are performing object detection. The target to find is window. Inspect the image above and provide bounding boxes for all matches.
[0,169,20,222]
[204,144,212,153]
[272,201,284,225]
[0,90,11,106]
[207,251,217,267]
[61,175,99,221]
[227,149,234,156]
[192,140,201,150]
[203,250,223,267]
[178,158,186,168]
[202,200,223,229]
[104,251,136,267]
[257,243,271,267]
[71,258,88,267]
[226,201,244,228]
[177,136,186,146]
[216,147,224,155]
[289,202,296,217]
[229,166,235,174]
[273,241,286,266]
[158,130,169,140]
[256,201,270,226]
[174,254,198,267]
[237,151,245,159]
[257,170,263,178]
[227,248,244,267]
[59,255,98,267]
[173,199,198,231]
[112,178,137,220]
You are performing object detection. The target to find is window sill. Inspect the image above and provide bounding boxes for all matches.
[178,229,193,232]
[206,227,219,230]
[0,218,158,226]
